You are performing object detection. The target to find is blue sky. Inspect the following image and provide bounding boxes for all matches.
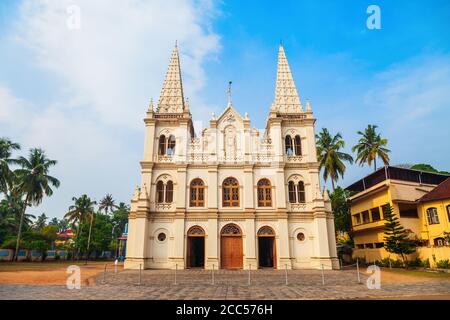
[1,0,450,219]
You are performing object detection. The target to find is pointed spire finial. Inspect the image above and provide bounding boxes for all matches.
[185,97,190,112]
[227,81,233,107]
[273,43,302,113]
[306,98,311,112]
[175,40,178,48]
[157,44,185,113]
[148,98,154,112]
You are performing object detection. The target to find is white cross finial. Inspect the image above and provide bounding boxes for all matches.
[227,81,233,106]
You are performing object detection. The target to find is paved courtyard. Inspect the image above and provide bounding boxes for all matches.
[1,268,450,300]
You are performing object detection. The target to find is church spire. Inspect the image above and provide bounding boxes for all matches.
[272,43,303,113]
[157,44,185,113]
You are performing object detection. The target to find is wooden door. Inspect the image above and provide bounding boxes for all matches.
[221,236,243,269]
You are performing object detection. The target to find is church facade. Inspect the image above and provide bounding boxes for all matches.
[124,44,339,270]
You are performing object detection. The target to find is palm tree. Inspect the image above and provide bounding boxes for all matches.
[352,124,390,171]
[64,195,96,260]
[316,128,354,191]
[98,194,117,215]
[0,138,21,194]
[13,148,60,261]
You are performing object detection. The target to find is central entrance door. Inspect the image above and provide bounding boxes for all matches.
[220,224,243,269]
[187,226,205,268]
[257,226,276,268]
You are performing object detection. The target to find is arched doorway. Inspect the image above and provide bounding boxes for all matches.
[220,224,243,269]
[257,226,276,268]
[186,226,205,268]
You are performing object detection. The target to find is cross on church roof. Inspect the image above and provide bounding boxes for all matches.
[227,81,233,107]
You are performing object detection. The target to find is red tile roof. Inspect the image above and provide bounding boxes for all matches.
[420,177,450,202]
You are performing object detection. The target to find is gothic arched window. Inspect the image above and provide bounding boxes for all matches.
[288,181,296,203]
[159,135,166,155]
[285,136,293,156]
[223,177,239,207]
[294,135,302,156]
[165,180,174,203]
[297,181,306,203]
[257,179,272,207]
[167,135,176,156]
[156,181,165,203]
[190,179,205,207]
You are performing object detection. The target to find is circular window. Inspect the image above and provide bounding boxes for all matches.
[297,233,305,242]
[157,233,167,242]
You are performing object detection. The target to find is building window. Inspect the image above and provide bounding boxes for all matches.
[165,181,174,203]
[297,233,305,242]
[157,233,167,242]
[354,213,361,225]
[426,207,440,225]
[167,135,176,156]
[362,210,370,224]
[297,181,306,203]
[156,181,165,203]
[156,180,174,204]
[294,135,302,156]
[356,244,364,249]
[288,180,306,204]
[190,179,205,207]
[158,135,166,155]
[288,181,296,203]
[257,179,272,207]
[400,209,419,218]
[364,243,374,249]
[375,242,384,248]
[434,238,446,247]
[447,205,450,222]
[285,136,293,156]
[371,207,381,221]
[223,177,239,207]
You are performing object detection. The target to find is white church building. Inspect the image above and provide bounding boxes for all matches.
[124,43,338,270]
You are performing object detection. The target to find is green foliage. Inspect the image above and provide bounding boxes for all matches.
[330,187,352,238]
[28,240,49,253]
[112,202,130,237]
[75,213,112,254]
[383,203,417,266]
[40,225,58,242]
[352,124,390,171]
[436,259,450,269]
[98,194,117,215]
[410,163,450,175]
[316,128,353,190]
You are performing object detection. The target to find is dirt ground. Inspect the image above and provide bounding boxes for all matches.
[0,263,449,287]
[0,261,119,286]
[378,268,450,284]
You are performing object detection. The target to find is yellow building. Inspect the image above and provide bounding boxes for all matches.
[346,166,450,264]
[418,177,450,246]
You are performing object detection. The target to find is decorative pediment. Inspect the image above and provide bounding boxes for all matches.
[216,105,245,130]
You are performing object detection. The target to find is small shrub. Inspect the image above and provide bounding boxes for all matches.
[421,258,430,268]
[407,257,423,268]
[436,259,450,269]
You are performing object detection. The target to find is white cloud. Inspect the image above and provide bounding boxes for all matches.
[0,0,220,218]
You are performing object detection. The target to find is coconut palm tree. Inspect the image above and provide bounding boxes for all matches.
[352,124,390,171]
[64,195,96,260]
[316,128,354,191]
[98,194,117,215]
[13,148,60,261]
[0,138,21,194]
